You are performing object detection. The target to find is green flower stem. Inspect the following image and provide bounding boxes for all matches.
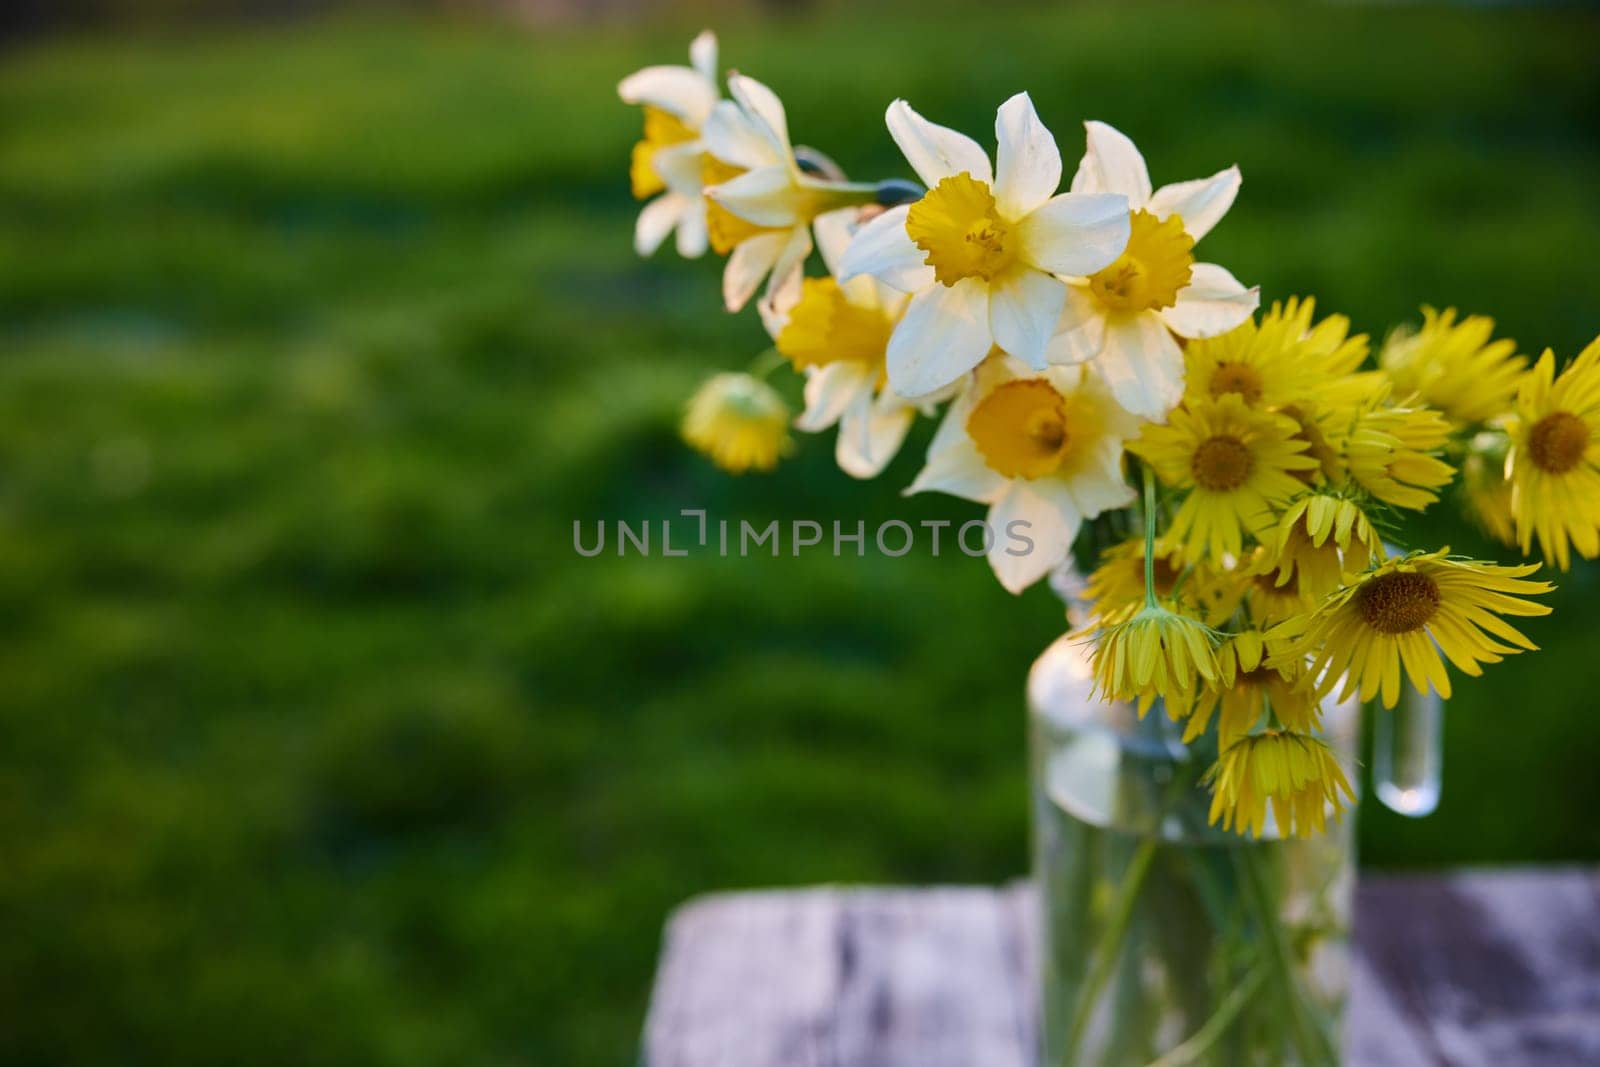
[1142,962,1268,1067]
[1061,833,1159,1065]
[1142,463,1159,610]
[1233,846,1338,1066]
[747,347,786,380]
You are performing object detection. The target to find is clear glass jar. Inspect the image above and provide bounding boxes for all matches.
[1028,635,1358,1067]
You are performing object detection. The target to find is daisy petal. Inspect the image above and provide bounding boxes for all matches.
[990,267,1066,371]
[1017,192,1131,277]
[722,231,787,311]
[1147,165,1241,244]
[993,91,1062,219]
[1096,311,1185,419]
[701,100,782,170]
[988,481,1081,594]
[1160,263,1260,339]
[839,204,936,292]
[887,277,993,398]
[618,66,717,127]
[1070,121,1152,206]
[886,99,993,188]
[635,194,684,256]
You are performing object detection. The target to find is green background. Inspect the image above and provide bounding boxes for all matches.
[3,3,1599,1063]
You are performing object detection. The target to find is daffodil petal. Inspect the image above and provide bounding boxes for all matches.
[1159,263,1260,339]
[1070,120,1152,206]
[706,165,800,227]
[838,204,936,292]
[618,65,717,127]
[701,100,782,170]
[635,193,685,257]
[722,230,788,312]
[1095,311,1185,419]
[1147,165,1241,244]
[988,480,1081,594]
[885,99,993,188]
[989,267,1066,372]
[1016,192,1131,277]
[886,276,993,398]
[993,91,1062,220]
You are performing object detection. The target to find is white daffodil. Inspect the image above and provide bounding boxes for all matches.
[762,210,925,479]
[908,357,1140,593]
[838,93,1131,400]
[1049,121,1260,420]
[618,31,720,259]
[701,75,878,313]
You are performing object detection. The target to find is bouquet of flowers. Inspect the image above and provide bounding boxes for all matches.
[617,30,1594,841]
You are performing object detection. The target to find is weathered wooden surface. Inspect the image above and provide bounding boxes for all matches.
[642,870,1600,1067]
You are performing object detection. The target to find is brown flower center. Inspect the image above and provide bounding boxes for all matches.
[1527,411,1590,474]
[1208,362,1264,405]
[1191,435,1255,491]
[1356,570,1441,634]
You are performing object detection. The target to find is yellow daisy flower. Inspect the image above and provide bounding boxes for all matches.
[1131,396,1318,562]
[1184,629,1319,748]
[1460,433,1516,548]
[1205,731,1355,839]
[1086,602,1219,714]
[1379,306,1527,425]
[682,373,794,474]
[1300,550,1553,709]
[1265,492,1381,600]
[1505,337,1600,570]
[1343,402,1456,511]
[1184,296,1368,410]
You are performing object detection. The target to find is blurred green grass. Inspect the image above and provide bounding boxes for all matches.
[2,4,1599,1063]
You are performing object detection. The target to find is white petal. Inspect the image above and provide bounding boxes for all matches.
[1070,121,1152,205]
[1062,451,1137,519]
[634,194,684,257]
[1159,263,1260,339]
[1017,193,1130,277]
[906,396,1004,503]
[764,226,813,305]
[799,362,873,432]
[701,101,782,170]
[689,30,718,84]
[675,201,708,258]
[988,481,1080,594]
[810,207,858,278]
[838,204,935,292]
[989,267,1066,371]
[705,165,799,226]
[618,66,717,127]
[838,394,916,479]
[993,92,1062,220]
[1047,284,1108,361]
[1147,165,1241,244]
[722,231,787,312]
[885,99,993,188]
[886,278,994,398]
[652,141,706,196]
[1095,312,1185,419]
[757,264,803,338]
[728,74,793,161]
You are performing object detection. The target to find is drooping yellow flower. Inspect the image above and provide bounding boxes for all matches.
[682,373,794,474]
[1131,396,1318,562]
[1379,306,1526,425]
[1086,602,1219,714]
[1237,548,1317,624]
[1205,731,1354,839]
[1343,402,1456,511]
[1083,536,1235,627]
[1299,550,1552,709]
[1266,492,1381,600]
[1184,296,1368,410]
[1185,629,1320,748]
[1460,433,1516,547]
[1505,337,1600,570]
